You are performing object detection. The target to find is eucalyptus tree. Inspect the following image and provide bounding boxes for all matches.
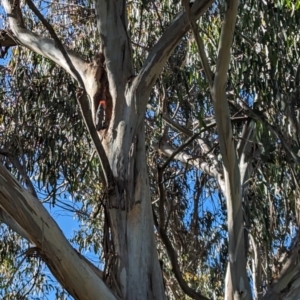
[1,0,300,299]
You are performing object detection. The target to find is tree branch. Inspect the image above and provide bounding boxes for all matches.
[182,0,213,86]
[77,93,114,187]
[3,0,89,83]
[0,164,117,300]
[163,113,249,139]
[160,131,202,171]
[134,0,214,116]
[25,0,85,88]
[152,138,226,195]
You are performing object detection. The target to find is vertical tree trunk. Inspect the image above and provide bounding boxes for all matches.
[105,121,165,299]
[91,1,166,297]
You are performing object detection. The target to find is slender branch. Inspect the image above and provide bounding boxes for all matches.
[153,139,221,177]
[154,115,249,181]
[25,0,84,88]
[152,209,209,300]
[3,0,89,82]
[163,113,249,139]
[161,131,202,171]
[162,113,194,137]
[77,93,114,187]
[182,0,213,86]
